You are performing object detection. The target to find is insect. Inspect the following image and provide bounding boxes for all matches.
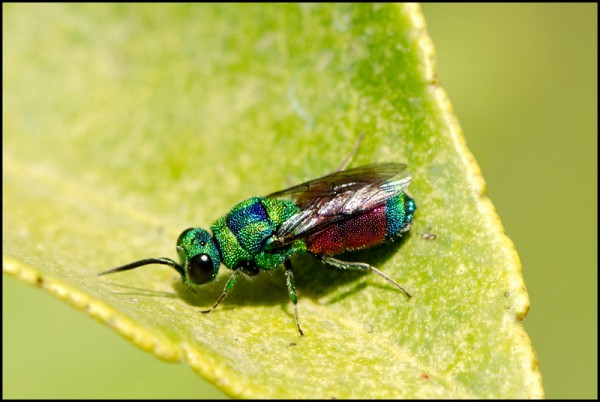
[99,162,416,336]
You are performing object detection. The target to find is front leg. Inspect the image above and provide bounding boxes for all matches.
[201,270,241,314]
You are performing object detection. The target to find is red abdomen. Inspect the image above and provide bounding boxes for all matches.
[307,205,388,256]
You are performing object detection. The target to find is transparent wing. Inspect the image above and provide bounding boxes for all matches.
[267,163,412,247]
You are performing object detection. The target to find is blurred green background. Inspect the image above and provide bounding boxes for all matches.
[3,4,596,398]
[422,4,597,399]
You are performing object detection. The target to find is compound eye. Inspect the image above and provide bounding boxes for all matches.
[187,254,215,284]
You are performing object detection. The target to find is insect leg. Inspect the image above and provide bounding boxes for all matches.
[320,256,412,299]
[335,132,365,172]
[201,270,241,314]
[284,260,304,336]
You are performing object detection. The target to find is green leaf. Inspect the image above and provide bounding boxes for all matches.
[3,3,542,398]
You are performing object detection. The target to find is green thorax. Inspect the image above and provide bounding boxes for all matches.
[211,197,307,271]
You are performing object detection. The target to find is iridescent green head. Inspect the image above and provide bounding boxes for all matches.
[176,228,221,286]
[98,227,222,287]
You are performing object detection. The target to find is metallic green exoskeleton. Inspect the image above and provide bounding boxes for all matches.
[100,163,416,336]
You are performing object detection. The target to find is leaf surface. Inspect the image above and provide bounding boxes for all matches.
[3,3,542,398]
